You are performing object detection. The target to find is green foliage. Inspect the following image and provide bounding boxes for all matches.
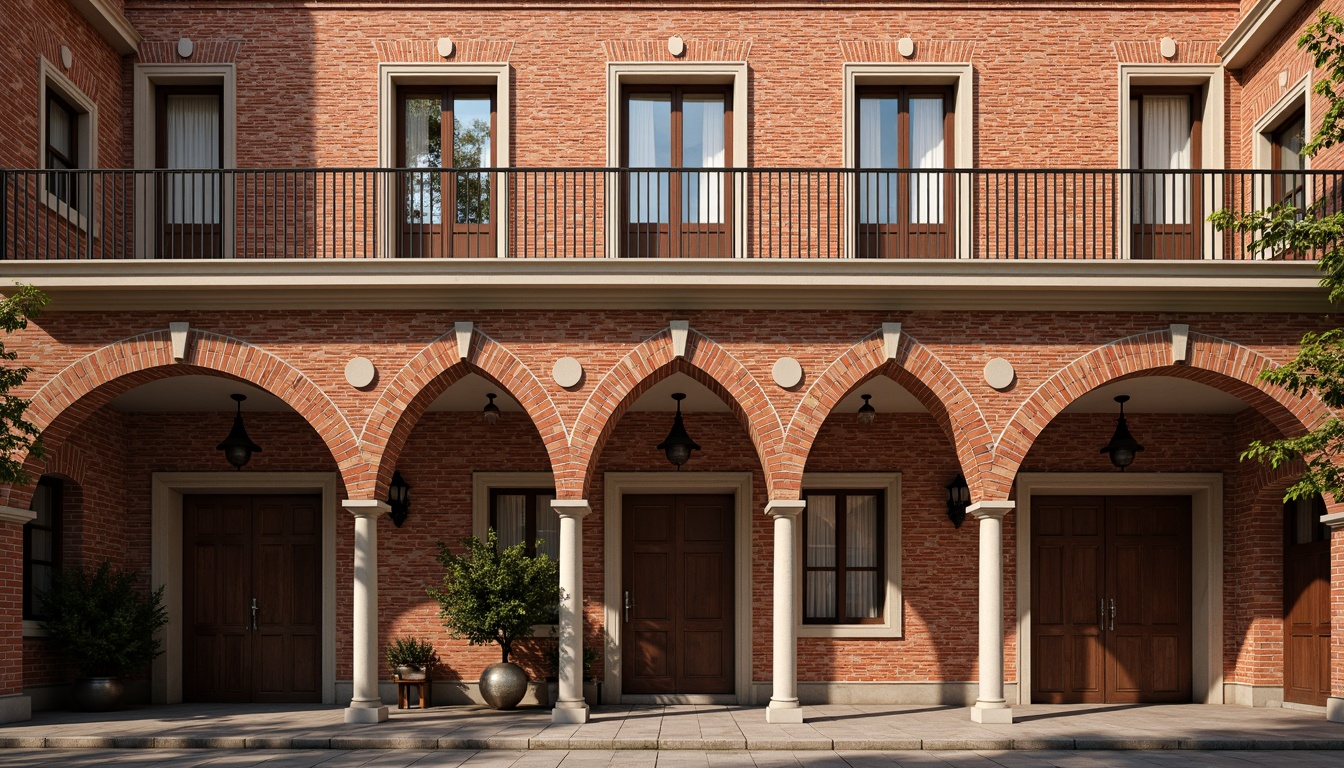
[0,285,49,485]
[386,636,440,671]
[39,561,168,678]
[427,529,560,664]
[1211,11,1344,503]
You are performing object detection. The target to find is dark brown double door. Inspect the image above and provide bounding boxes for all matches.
[622,494,734,695]
[1284,497,1331,707]
[1032,496,1192,703]
[183,495,322,703]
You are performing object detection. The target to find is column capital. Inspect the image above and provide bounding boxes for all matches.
[1321,511,1344,530]
[765,499,806,518]
[550,499,592,519]
[342,499,390,519]
[968,500,1014,520]
[0,505,36,526]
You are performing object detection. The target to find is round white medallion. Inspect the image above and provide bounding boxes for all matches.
[772,357,804,389]
[345,357,376,388]
[60,45,73,70]
[437,37,455,58]
[1159,37,1177,59]
[983,357,1015,391]
[897,37,916,58]
[553,356,583,388]
[177,37,195,59]
[668,35,686,57]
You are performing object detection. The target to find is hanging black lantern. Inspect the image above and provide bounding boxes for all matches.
[657,392,701,470]
[1100,394,1145,471]
[217,393,262,470]
[387,470,411,527]
[482,392,502,425]
[946,474,970,528]
[857,393,876,425]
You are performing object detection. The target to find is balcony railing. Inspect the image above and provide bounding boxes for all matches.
[1,168,1334,261]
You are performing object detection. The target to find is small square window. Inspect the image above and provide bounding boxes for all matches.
[802,489,885,624]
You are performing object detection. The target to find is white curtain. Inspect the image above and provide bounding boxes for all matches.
[493,494,527,549]
[403,98,441,224]
[805,495,837,620]
[909,97,945,224]
[845,495,880,620]
[165,94,221,224]
[1135,95,1192,225]
[534,493,559,560]
[628,96,670,223]
[683,96,725,224]
[858,97,893,224]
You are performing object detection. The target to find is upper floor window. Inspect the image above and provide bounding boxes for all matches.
[1270,108,1307,210]
[398,87,495,258]
[1129,88,1202,259]
[24,478,62,621]
[802,489,884,624]
[490,488,558,559]
[622,85,732,258]
[856,86,953,259]
[156,85,223,258]
[45,90,81,208]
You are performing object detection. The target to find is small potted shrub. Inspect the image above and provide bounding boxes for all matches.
[39,560,168,711]
[387,637,439,681]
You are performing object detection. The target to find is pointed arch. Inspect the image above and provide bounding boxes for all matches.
[567,326,785,498]
[992,329,1332,499]
[781,327,994,500]
[360,328,568,501]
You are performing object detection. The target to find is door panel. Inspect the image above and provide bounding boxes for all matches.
[623,494,734,695]
[1031,497,1105,703]
[1284,497,1331,706]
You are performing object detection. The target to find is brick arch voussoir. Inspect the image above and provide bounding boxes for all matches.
[993,330,1330,488]
[362,331,569,501]
[569,330,785,500]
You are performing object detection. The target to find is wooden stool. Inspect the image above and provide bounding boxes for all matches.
[396,678,432,709]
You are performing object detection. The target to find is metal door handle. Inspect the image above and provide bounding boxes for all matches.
[251,598,259,631]
[1100,598,1106,632]
[1109,598,1115,632]
[624,591,633,623]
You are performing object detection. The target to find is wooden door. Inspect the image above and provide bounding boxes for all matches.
[183,494,322,703]
[1031,495,1191,704]
[1284,496,1331,707]
[622,494,734,695]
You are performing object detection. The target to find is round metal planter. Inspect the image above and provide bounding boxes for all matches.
[479,662,528,710]
[71,677,124,712]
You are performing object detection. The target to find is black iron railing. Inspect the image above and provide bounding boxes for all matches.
[1,168,1334,261]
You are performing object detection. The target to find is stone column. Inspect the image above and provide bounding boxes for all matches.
[0,506,34,723]
[969,500,1014,724]
[552,499,591,724]
[765,500,805,723]
[1323,511,1344,723]
[343,500,389,724]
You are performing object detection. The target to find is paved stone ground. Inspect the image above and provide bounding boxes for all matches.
[2,703,1344,753]
[6,748,1344,767]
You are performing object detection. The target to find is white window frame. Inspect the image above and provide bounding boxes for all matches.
[1246,73,1312,260]
[378,63,511,260]
[1117,64,1225,260]
[605,62,749,259]
[38,57,97,232]
[798,472,902,638]
[843,63,974,260]
[132,64,237,259]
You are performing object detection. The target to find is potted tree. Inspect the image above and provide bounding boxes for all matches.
[39,560,168,711]
[428,529,559,709]
[387,637,439,681]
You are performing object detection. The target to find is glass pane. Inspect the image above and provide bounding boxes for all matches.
[845,571,882,620]
[165,94,222,225]
[806,496,836,567]
[908,97,945,224]
[535,493,559,560]
[682,95,725,224]
[493,494,526,549]
[1276,114,1305,172]
[1296,498,1316,545]
[30,529,53,561]
[1135,94,1192,225]
[47,98,72,157]
[31,564,52,613]
[858,97,900,224]
[806,571,836,621]
[403,97,442,224]
[453,96,491,225]
[628,94,671,223]
[31,484,53,527]
[846,494,878,568]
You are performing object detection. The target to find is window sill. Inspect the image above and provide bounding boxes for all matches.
[797,622,901,639]
[22,620,48,638]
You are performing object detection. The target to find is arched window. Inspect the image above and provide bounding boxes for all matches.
[23,477,63,621]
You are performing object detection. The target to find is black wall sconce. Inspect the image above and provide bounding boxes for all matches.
[657,393,700,470]
[857,394,876,425]
[482,393,501,425]
[387,470,411,527]
[217,393,262,470]
[946,474,970,528]
[1100,394,1144,471]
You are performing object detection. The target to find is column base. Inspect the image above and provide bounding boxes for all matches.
[0,694,31,724]
[552,700,590,724]
[970,702,1013,724]
[766,699,804,723]
[1327,697,1344,723]
[344,704,389,724]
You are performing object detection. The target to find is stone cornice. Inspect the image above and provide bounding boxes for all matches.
[1220,0,1308,69]
[0,259,1330,313]
[68,0,140,55]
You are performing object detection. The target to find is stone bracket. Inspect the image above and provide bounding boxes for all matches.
[1170,323,1190,364]
[454,321,474,361]
[670,320,689,358]
[882,322,902,360]
[169,322,190,363]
